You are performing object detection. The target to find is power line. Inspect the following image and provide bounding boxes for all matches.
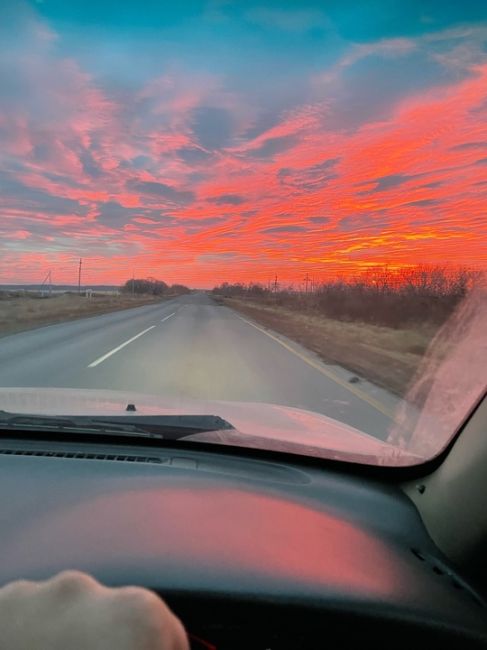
[41,270,52,296]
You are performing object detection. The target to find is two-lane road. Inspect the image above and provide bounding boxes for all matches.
[0,293,398,439]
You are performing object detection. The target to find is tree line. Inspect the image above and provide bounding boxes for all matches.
[213,266,484,328]
[122,278,190,296]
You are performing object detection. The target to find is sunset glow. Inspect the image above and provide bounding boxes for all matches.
[1,1,487,287]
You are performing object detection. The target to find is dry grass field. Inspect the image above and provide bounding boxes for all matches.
[0,292,167,337]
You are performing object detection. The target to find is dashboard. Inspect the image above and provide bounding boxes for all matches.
[0,436,485,648]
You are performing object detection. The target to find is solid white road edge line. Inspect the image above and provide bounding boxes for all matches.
[87,326,157,368]
[235,314,395,419]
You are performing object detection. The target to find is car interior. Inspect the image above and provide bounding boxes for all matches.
[1,1,487,647]
[0,389,485,649]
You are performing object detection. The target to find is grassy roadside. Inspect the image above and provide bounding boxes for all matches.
[220,297,438,397]
[0,292,174,338]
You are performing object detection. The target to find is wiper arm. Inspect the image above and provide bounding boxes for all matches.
[0,411,234,440]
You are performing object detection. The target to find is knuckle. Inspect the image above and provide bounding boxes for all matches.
[0,579,36,599]
[111,587,167,632]
[112,589,189,649]
[115,586,162,615]
[47,570,98,596]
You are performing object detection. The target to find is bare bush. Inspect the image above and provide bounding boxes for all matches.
[213,266,481,328]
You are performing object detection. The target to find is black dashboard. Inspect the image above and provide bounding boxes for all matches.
[0,437,485,649]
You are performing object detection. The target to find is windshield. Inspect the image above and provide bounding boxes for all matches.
[0,0,485,466]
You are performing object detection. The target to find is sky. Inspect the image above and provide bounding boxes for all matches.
[1,0,487,288]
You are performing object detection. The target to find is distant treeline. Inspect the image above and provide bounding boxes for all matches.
[122,278,191,296]
[213,266,483,328]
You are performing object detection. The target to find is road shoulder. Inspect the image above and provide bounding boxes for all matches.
[219,296,435,399]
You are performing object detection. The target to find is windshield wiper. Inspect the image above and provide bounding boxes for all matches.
[0,411,234,440]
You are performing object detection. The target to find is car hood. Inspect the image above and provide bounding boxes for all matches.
[0,388,420,466]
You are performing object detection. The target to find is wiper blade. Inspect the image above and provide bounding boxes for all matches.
[0,411,234,440]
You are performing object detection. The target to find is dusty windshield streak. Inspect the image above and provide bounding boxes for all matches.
[389,283,487,458]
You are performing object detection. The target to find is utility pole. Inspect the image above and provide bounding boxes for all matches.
[273,274,278,293]
[132,270,135,295]
[304,273,310,294]
[78,258,82,295]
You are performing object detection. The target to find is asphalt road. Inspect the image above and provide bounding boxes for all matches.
[0,293,398,439]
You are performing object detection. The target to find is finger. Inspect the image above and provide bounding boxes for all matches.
[108,586,190,649]
[0,578,39,598]
[42,570,105,601]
